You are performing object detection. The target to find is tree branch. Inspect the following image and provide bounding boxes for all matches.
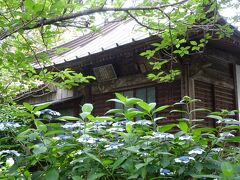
[0,0,189,40]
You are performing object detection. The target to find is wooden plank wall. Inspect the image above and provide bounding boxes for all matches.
[156,81,182,124]
[195,80,236,127]
[92,93,114,115]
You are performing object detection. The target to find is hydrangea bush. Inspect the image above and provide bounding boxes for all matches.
[0,95,240,179]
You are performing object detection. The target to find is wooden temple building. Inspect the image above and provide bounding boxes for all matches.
[18,19,240,125]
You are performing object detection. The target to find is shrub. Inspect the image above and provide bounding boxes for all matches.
[0,95,240,179]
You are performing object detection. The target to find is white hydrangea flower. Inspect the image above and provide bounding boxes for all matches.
[106,127,125,133]
[0,150,20,156]
[152,132,174,139]
[62,122,84,129]
[104,142,124,151]
[174,156,195,163]
[77,134,97,144]
[0,122,21,131]
[219,132,235,138]
[52,135,73,141]
[179,135,192,141]
[211,148,223,152]
[135,120,152,126]
[188,148,205,155]
[6,157,14,167]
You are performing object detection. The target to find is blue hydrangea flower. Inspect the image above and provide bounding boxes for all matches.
[160,168,174,175]
[39,109,61,116]
[135,120,152,126]
[179,135,192,141]
[104,142,124,151]
[188,148,205,155]
[174,156,195,163]
[112,120,128,127]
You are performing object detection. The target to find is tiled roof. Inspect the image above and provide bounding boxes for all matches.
[36,19,150,68]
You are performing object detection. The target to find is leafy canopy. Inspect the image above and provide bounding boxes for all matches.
[0,0,239,101]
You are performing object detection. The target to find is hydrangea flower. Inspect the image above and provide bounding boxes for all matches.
[135,120,152,126]
[160,168,174,175]
[112,120,128,127]
[211,148,223,152]
[179,135,192,141]
[0,122,21,131]
[104,142,124,151]
[72,130,83,134]
[62,122,84,129]
[52,135,73,141]
[188,148,205,155]
[75,150,86,155]
[174,156,195,163]
[6,157,14,167]
[153,132,174,139]
[220,132,235,138]
[140,135,155,140]
[0,150,20,156]
[77,134,97,144]
[38,109,61,116]
[77,134,106,144]
[106,127,125,133]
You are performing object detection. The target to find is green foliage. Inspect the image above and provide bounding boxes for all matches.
[0,0,238,100]
[0,96,240,179]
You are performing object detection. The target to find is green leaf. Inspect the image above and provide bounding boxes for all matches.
[158,124,176,132]
[46,169,59,180]
[190,41,197,45]
[86,153,102,165]
[191,174,220,179]
[105,109,123,114]
[115,93,126,102]
[87,173,105,180]
[34,120,47,132]
[190,108,210,113]
[124,146,140,153]
[23,102,33,112]
[80,112,91,120]
[135,163,146,170]
[82,103,93,113]
[112,157,127,170]
[57,116,80,121]
[72,176,83,180]
[207,115,223,121]
[137,101,151,113]
[32,144,47,155]
[153,105,170,114]
[178,121,188,132]
[126,123,133,133]
[34,102,51,112]
[221,161,234,177]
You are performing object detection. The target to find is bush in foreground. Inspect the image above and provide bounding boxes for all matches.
[0,95,240,179]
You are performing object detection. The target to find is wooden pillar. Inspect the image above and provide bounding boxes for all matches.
[181,63,196,119]
[235,64,240,120]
